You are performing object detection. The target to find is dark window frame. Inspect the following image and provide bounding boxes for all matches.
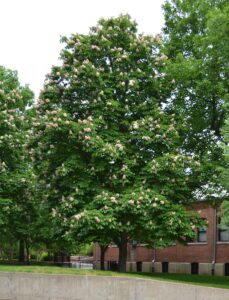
[162,261,169,273]
[197,227,207,242]
[136,261,142,272]
[218,226,229,242]
[218,217,229,242]
[225,263,229,276]
[191,262,199,275]
[187,219,208,244]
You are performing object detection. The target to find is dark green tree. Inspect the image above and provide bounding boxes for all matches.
[221,101,229,225]
[0,66,35,262]
[163,0,228,141]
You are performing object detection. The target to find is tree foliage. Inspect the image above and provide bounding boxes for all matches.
[221,101,229,225]
[162,0,229,212]
[163,0,228,141]
[0,66,35,261]
[29,15,206,271]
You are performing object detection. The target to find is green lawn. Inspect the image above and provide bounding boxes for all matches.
[0,265,228,289]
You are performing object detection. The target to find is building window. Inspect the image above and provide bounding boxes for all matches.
[225,263,229,276]
[191,262,199,275]
[136,261,142,272]
[197,227,207,242]
[218,225,229,242]
[187,219,207,244]
[162,262,169,273]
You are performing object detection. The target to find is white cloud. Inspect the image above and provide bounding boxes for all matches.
[0,0,165,98]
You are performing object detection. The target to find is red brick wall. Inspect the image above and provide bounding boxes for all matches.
[216,244,229,263]
[156,203,215,263]
[93,202,229,264]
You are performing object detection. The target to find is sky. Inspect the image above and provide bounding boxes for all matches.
[0,0,165,99]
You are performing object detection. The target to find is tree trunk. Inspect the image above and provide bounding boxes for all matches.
[100,244,108,271]
[117,235,128,272]
[25,242,30,264]
[19,240,25,263]
[10,246,14,261]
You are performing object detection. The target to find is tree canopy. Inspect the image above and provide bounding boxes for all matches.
[0,4,228,270]
[28,15,206,271]
[163,0,228,141]
[221,102,229,225]
[0,66,36,261]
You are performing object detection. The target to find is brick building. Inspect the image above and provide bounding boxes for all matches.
[93,201,229,276]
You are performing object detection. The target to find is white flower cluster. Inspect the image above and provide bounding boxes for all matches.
[129,79,135,86]
[115,141,124,151]
[84,127,92,133]
[110,196,117,204]
[121,164,128,171]
[128,199,134,205]
[95,216,100,223]
[142,136,150,141]
[91,45,100,51]
[0,161,7,172]
[133,121,139,130]
[51,208,57,217]
[155,53,168,64]
[74,212,85,221]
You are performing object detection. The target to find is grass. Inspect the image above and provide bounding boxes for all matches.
[129,272,229,289]
[0,265,229,289]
